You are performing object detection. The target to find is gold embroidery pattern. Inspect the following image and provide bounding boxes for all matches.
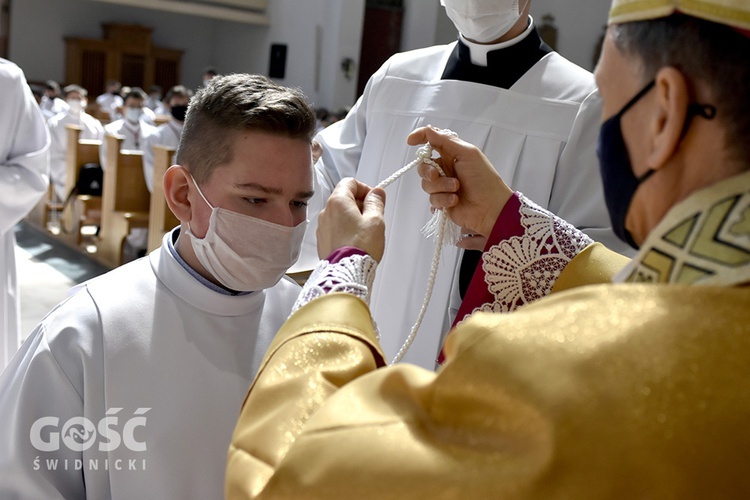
[627,190,750,286]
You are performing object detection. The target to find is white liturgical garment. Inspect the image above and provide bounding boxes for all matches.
[0,58,49,368]
[0,229,300,499]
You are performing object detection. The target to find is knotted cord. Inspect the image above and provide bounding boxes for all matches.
[375,143,460,364]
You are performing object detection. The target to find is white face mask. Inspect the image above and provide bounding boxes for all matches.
[67,98,84,114]
[185,177,308,292]
[125,107,142,123]
[441,0,525,43]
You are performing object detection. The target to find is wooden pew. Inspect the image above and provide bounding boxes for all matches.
[89,104,111,124]
[50,125,102,249]
[96,134,150,268]
[25,184,60,231]
[26,125,101,236]
[63,125,102,198]
[154,114,170,126]
[147,145,180,252]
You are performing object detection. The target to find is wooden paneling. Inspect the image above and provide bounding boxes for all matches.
[0,0,9,59]
[65,24,182,95]
[357,5,403,97]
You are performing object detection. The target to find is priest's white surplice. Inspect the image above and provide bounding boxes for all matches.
[0,58,49,368]
[301,43,627,368]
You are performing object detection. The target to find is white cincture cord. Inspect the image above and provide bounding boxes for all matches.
[375,144,460,364]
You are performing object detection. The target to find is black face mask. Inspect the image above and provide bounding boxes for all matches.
[596,80,716,249]
[170,105,188,122]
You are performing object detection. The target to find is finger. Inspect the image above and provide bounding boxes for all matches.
[333,177,372,204]
[350,178,376,202]
[428,192,459,210]
[417,161,441,182]
[417,156,456,180]
[421,176,459,195]
[407,125,471,161]
[362,187,385,218]
[332,177,359,201]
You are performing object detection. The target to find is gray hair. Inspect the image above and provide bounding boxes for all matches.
[612,15,750,167]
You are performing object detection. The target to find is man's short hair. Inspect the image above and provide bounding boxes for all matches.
[176,73,316,183]
[124,87,148,103]
[29,84,45,99]
[63,84,88,98]
[164,85,193,104]
[45,80,61,94]
[612,14,750,166]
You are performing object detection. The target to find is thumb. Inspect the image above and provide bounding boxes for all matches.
[334,177,359,200]
[362,187,385,217]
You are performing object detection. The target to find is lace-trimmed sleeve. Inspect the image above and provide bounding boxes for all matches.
[292,251,378,314]
[455,192,593,322]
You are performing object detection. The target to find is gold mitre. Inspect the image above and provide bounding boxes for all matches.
[609,0,750,33]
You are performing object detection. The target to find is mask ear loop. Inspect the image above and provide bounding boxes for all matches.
[186,172,215,210]
[680,103,717,140]
[185,171,215,237]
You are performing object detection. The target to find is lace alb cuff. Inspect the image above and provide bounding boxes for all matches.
[478,193,593,314]
[292,253,379,313]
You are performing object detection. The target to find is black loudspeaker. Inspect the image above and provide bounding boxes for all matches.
[269,44,287,79]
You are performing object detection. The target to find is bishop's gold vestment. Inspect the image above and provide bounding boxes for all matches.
[227,171,750,499]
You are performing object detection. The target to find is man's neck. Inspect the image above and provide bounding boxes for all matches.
[170,226,249,295]
[174,225,222,286]
[496,13,532,43]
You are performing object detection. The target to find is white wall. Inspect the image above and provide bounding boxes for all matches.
[214,0,366,111]
[401,0,457,50]
[7,0,365,109]
[530,0,610,71]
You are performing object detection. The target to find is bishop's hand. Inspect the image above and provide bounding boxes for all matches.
[317,178,386,262]
[408,126,513,241]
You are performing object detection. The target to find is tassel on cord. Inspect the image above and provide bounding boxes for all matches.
[375,143,461,364]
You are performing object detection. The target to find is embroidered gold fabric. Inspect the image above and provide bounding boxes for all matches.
[228,286,750,498]
[618,170,750,286]
[609,0,750,31]
[226,172,750,499]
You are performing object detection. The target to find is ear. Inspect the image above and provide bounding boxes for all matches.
[163,165,193,223]
[647,66,690,170]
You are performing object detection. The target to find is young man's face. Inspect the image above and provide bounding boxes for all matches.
[188,130,314,236]
[65,91,87,110]
[122,96,145,121]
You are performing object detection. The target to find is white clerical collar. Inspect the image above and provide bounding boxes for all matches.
[460,16,535,67]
